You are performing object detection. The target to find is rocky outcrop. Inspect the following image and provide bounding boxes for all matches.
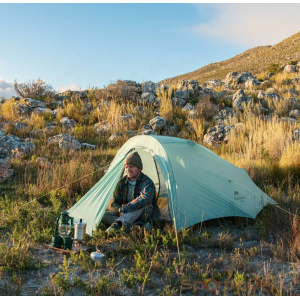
[232,89,252,111]
[224,72,257,87]
[47,134,81,150]
[213,107,236,124]
[203,123,243,147]
[149,117,167,134]
[0,134,35,159]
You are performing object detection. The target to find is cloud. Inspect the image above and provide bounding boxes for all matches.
[56,84,82,93]
[191,4,300,47]
[0,78,16,99]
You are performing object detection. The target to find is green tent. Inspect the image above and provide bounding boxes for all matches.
[68,135,275,235]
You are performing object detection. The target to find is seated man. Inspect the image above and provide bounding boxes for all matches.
[102,151,156,235]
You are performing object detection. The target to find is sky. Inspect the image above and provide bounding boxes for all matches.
[1,3,300,98]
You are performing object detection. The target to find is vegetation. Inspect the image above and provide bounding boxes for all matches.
[14,78,55,101]
[1,67,300,295]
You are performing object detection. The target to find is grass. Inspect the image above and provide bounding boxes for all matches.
[1,68,300,295]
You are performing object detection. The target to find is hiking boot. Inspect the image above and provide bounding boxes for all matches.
[105,221,122,237]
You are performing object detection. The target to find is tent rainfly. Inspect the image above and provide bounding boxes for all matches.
[68,135,276,235]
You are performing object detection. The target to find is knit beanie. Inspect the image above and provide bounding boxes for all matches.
[124,152,143,170]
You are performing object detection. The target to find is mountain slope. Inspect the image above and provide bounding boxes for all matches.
[160,31,300,85]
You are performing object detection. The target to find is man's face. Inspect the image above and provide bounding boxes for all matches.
[125,164,140,180]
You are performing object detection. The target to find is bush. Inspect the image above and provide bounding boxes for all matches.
[14,78,55,101]
[267,63,282,74]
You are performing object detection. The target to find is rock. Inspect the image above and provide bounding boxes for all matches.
[82,103,94,114]
[36,157,51,168]
[47,134,81,150]
[284,65,297,73]
[0,135,35,159]
[36,107,55,115]
[0,157,14,182]
[213,107,236,124]
[286,89,298,96]
[134,106,144,113]
[291,76,300,85]
[97,101,110,110]
[80,143,96,149]
[141,81,159,94]
[46,100,63,110]
[172,98,186,108]
[175,90,190,100]
[178,79,200,91]
[120,114,133,121]
[182,103,194,111]
[140,92,159,106]
[14,122,28,131]
[149,117,167,133]
[244,78,261,89]
[14,103,33,115]
[94,122,111,134]
[160,125,172,136]
[203,125,235,146]
[125,130,138,138]
[141,129,157,135]
[257,90,281,102]
[265,72,275,79]
[22,98,47,108]
[203,79,222,89]
[52,109,63,118]
[232,89,251,111]
[74,91,88,102]
[292,129,300,140]
[224,71,255,86]
[289,110,300,118]
[279,117,296,123]
[11,148,26,159]
[108,132,123,142]
[60,117,76,129]
[288,97,300,104]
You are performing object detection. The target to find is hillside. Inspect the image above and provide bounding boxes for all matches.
[160,31,300,85]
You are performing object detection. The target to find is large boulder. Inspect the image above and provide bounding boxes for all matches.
[141,81,159,94]
[0,134,35,159]
[203,79,223,89]
[257,90,281,102]
[175,90,190,100]
[172,97,186,108]
[22,98,47,108]
[47,134,81,150]
[203,124,243,147]
[213,107,236,124]
[244,78,261,89]
[140,93,159,106]
[149,116,167,134]
[177,79,201,97]
[232,89,252,111]
[224,71,256,86]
